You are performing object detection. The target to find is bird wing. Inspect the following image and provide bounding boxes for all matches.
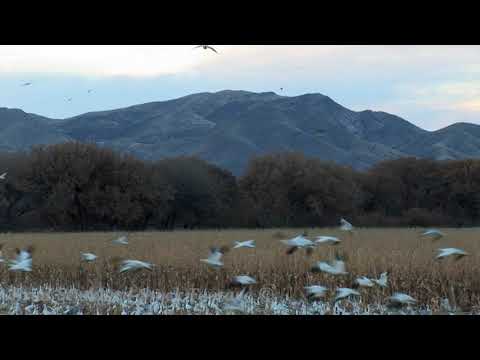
[207,46,218,53]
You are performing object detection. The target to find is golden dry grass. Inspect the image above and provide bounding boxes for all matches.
[0,228,479,311]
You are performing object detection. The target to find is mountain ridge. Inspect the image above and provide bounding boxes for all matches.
[0,90,479,174]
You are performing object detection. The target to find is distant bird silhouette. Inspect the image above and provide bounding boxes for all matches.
[87,89,93,93]
[21,82,32,87]
[67,98,73,102]
[194,45,218,53]
[0,172,7,180]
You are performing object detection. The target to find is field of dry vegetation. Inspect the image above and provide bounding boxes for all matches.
[1,228,479,313]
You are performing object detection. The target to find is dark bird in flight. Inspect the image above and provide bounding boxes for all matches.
[194,45,218,53]
[88,89,93,93]
[21,82,32,86]
[67,98,72,102]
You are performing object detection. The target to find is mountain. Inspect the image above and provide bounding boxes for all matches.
[1,90,479,175]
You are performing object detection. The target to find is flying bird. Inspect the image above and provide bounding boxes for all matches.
[233,240,256,249]
[81,253,97,262]
[224,287,248,314]
[353,276,375,288]
[112,235,129,245]
[334,288,361,303]
[305,285,328,301]
[314,236,341,246]
[67,98,73,102]
[281,235,315,255]
[311,259,348,275]
[0,172,7,180]
[230,275,256,287]
[87,89,93,93]
[340,218,354,232]
[372,272,388,288]
[119,260,153,273]
[387,293,417,308]
[194,45,218,53]
[421,229,445,241]
[9,246,33,272]
[436,248,468,261]
[200,246,229,268]
[21,82,32,86]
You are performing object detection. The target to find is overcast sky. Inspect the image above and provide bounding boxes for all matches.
[0,45,478,131]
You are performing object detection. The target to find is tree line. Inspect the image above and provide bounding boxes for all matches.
[0,142,479,231]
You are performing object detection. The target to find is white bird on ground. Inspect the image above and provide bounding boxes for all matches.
[200,246,229,268]
[230,275,256,287]
[436,248,468,261]
[354,276,375,288]
[0,172,7,180]
[305,285,328,301]
[112,235,129,245]
[421,229,445,241]
[281,235,315,255]
[335,288,361,302]
[372,272,388,288]
[81,253,97,262]
[314,236,341,246]
[340,218,354,232]
[119,260,153,273]
[311,259,348,275]
[194,45,218,53]
[9,246,33,272]
[233,240,255,249]
[387,293,417,308]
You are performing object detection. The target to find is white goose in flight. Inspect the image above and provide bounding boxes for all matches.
[436,248,468,261]
[119,260,153,273]
[340,218,354,232]
[335,288,361,302]
[314,236,341,246]
[387,293,417,308]
[9,246,33,272]
[233,240,255,249]
[311,259,348,275]
[230,275,256,287]
[281,235,315,255]
[421,229,445,241]
[372,272,388,288]
[81,253,97,262]
[305,285,328,301]
[200,246,229,268]
[354,276,375,288]
[112,235,129,245]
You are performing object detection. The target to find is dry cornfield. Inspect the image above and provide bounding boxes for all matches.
[0,228,479,313]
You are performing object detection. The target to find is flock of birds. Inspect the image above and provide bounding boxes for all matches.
[0,216,468,314]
